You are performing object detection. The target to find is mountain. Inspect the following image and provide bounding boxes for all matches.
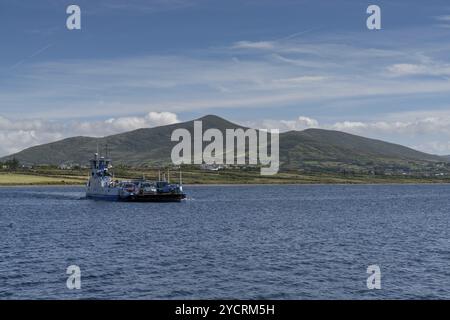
[0,115,245,167]
[279,129,445,170]
[1,115,447,172]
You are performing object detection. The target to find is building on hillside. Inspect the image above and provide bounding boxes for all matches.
[200,163,225,171]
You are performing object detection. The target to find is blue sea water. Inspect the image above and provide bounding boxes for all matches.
[0,184,449,299]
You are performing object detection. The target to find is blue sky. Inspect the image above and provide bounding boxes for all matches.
[1,0,450,155]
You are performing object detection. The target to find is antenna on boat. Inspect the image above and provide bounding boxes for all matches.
[179,166,182,185]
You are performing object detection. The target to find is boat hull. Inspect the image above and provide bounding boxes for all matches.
[86,193,186,202]
[124,193,186,202]
[86,194,121,201]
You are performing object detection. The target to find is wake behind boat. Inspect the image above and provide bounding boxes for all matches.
[86,153,186,202]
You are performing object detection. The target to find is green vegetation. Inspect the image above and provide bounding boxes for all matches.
[1,166,450,186]
[0,172,86,186]
[1,115,448,172]
[0,158,20,170]
[1,115,450,185]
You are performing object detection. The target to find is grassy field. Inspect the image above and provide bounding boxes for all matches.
[0,173,87,186]
[1,169,450,186]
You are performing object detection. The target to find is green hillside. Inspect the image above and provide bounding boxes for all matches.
[1,115,448,174]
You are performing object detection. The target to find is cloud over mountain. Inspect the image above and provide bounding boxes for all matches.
[0,112,179,156]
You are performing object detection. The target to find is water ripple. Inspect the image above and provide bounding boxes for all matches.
[0,184,449,299]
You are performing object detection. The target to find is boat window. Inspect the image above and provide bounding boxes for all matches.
[157,182,168,188]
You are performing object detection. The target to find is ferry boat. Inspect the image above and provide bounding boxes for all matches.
[86,153,186,202]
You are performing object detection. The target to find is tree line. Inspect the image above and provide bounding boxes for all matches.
[0,158,20,170]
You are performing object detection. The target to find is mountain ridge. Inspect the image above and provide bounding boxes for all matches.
[1,115,447,172]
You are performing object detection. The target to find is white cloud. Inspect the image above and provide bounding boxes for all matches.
[412,141,450,155]
[272,76,329,85]
[434,14,450,28]
[4,36,450,120]
[278,116,319,131]
[387,63,450,77]
[231,41,275,50]
[387,64,428,76]
[435,15,450,22]
[246,112,450,155]
[0,112,179,157]
[102,112,180,134]
[4,110,450,158]
[3,30,450,156]
[330,116,450,136]
[245,116,318,132]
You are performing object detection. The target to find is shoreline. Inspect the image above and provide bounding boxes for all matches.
[2,181,450,188]
[2,171,450,187]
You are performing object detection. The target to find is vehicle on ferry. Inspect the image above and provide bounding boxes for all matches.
[86,153,186,202]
